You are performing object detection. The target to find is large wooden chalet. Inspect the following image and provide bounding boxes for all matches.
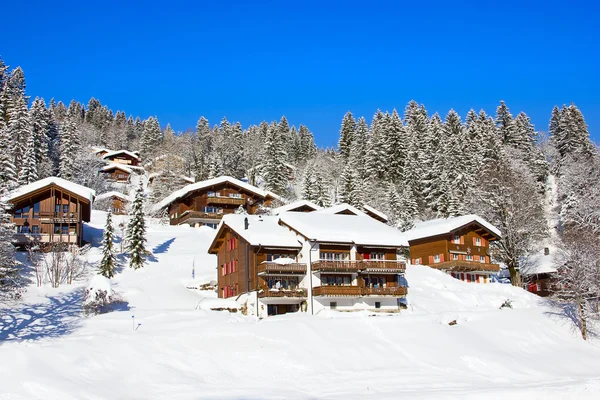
[208,212,408,317]
[4,177,95,247]
[402,215,501,283]
[155,176,282,228]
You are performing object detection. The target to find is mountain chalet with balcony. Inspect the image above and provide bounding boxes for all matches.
[208,212,408,318]
[156,176,282,228]
[402,215,501,283]
[3,177,95,247]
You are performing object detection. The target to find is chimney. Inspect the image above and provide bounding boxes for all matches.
[244,217,249,230]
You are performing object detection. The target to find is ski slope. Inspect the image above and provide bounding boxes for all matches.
[1,211,600,399]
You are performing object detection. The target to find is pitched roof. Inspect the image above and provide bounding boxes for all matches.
[211,214,302,250]
[362,204,389,222]
[155,176,283,210]
[314,203,368,217]
[90,147,111,154]
[102,150,140,160]
[100,164,133,173]
[95,191,132,202]
[3,177,96,203]
[401,214,502,242]
[271,200,322,215]
[521,245,558,276]
[279,212,408,247]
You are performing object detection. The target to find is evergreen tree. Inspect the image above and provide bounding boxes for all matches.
[19,129,38,185]
[126,183,148,270]
[366,110,386,180]
[301,163,316,202]
[338,111,356,161]
[58,113,79,180]
[0,118,17,190]
[495,100,517,145]
[141,116,162,157]
[7,92,32,167]
[298,124,317,162]
[383,109,406,183]
[0,196,22,302]
[262,122,288,195]
[99,211,117,278]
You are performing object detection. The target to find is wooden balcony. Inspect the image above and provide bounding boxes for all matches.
[206,196,246,206]
[312,285,407,297]
[13,233,77,244]
[311,260,406,273]
[39,211,80,223]
[431,260,500,272]
[257,262,307,275]
[173,210,222,225]
[311,261,362,273]
[258,288,307,298]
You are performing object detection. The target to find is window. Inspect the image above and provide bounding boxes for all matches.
[229,193,243,199]
[480,256,486,263]
[14,205,30,219]
[330,302,337,310]
[375,302,381,309]
[544,247,550,256]
[62,204,69,214]
[16,225,30,233]
[453,235,461,244]
[266,254,291,262]
[414,258,421,265]
[54,224,62,234]
[207,191,215,197]
[475,238,482,246]
[31,226,40,234]
[62,225,69,235]
[320,252,350,261]
[204,223,217,229]
[267,277,299,290]
[365,276,386,288]
[466,255,473,261]
[33,202,40,219]
[55,204,61,213]
[452,254,459,260]
[202,206,220,214]
[321,275,351,286]
[433,254,441,263]
[370,253,385,260]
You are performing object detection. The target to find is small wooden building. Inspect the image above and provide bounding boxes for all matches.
[102,150,141,167]
[270,200,322,215]
[99,164,132,183]
[4,177,95,247]
[156,176,282,229]
[94,191,131,215]
[521,246,559,297]
[402,215,502,283]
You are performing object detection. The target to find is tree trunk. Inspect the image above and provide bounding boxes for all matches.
[578,298,587,340]
[508,263,522,287]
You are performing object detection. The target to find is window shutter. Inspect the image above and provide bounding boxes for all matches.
[440,254,444,262]
[411,258,415,264]
[428,255,434,264]
[460,236,464,245]
[481,238,486,247]
[473,237,477,246]
[363,253,370,260]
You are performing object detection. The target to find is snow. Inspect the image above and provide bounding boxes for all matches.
[154,176,283,212]
[100,163,133,174]
[314,202,368,217]
[279,211,409,247]
[214,214,302,249]
[402,214,502,242]
[270,199,322,215]
[362,203,389,221]
[95,191,132,202]
[102,149,141,161]
[2,176,96,203]
[270,257,296,265]
[2,211,600,399]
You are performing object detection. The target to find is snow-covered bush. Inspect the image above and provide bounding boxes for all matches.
[83,275,125,316]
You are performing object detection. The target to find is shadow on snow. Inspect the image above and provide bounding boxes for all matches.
[543,298,599,340]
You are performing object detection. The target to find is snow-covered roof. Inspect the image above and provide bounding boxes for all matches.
[102,150,140,160]
[3,177,96,203]
[216,214,302,249]
[279,212,408,247]
[401,214,502,242]
[521,245,558,276]
[271,200,322,215]
[362,204,389,222]
[155,176,283,210]
[95,191,132,202]
[100,164,133,173]
[314,203,368,217]
[90,146,111,154]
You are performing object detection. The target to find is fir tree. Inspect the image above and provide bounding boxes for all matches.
[99,211,117,278]
[0,118,17,190]
[338,111,356,161]
[0,196,23,301]
[7,92,32,167]
[126,183,148,270]
[19,129,38,185]
[141,116,162,157]
[262,122,288,195]
[58,113,79,180]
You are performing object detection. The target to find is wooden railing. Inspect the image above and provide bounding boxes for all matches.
[313,286,407,297]
[311,260,406,273]
[432,260,500,272]
[257,262,307,275]
[258,288,308,298]
[13,233,77,244]
[173,210,223,225]
[39,211,80,222]
[206,197,246,206]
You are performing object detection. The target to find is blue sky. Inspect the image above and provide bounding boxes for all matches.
[2,0,599,147]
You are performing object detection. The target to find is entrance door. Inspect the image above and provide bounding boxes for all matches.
[267,305,278,316]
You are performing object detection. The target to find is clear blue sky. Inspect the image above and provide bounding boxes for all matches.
[3,0,599,147]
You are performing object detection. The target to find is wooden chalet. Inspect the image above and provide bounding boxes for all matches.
[270,200,322,215]
[94,191,131,215]
[314,203,368,217]
[4,177,95,247]
[102,150,141,167]
[99,164,133,183]
[156,176,282,229]
[208,212,408,317]
[402,215,501,283]
[521,246,559,297]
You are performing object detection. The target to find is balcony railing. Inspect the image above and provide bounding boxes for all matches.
[206,197,246,206]
[258,288,308,298]
[312,285,407,297]
[39,212,80,222]
[173,210,223,225]
[13,233,77,244]
[257,262,307,275]
[311,260,406,273]
[431,260,500,272]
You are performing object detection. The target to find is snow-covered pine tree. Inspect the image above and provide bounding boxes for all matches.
[0,195,23,302]
[126,183,148,270]
[338,111,356,161]
[18,128,38,185]
[58,111,80,180]
[366,110,386,181]
[423,113,444,213]
[383,109,406,183]
[262,122,288,195]
[301,163,316,202]
[141,116,162,157]
[349,117,369,180]
[29,97,49,168]
[7,91,32,168]
[495,100,517,145]
[0,115,17,190]
[99,211,117,278]
[313,172,329,207]
[298,124,317,163]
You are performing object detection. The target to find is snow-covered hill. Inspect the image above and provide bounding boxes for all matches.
[1,212,600,399]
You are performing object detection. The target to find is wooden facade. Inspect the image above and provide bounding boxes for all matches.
[168,181,277,228]
[408,222,500,283]
[103,151,140,166]
[100,166,131,182]
[8,184,92,247]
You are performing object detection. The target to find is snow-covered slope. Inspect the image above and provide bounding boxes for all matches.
[1,212,600,399]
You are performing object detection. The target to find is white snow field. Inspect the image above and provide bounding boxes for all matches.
[1,211,600,399]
